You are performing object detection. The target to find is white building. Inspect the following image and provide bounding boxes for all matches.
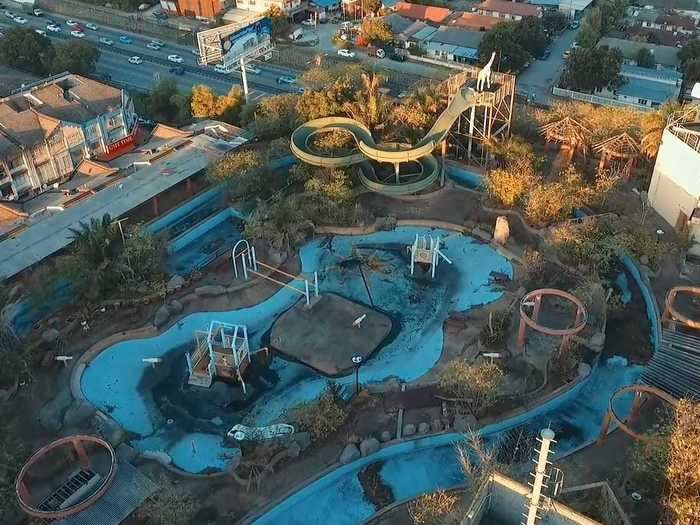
[648,108,700,236]
[233,0,305,16]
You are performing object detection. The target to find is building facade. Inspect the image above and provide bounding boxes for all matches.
[160,0,225,20]
[233,0,304,15]
[0,74,136,200]
[477,0,542,21]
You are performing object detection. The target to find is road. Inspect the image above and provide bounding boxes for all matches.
[0,10,300,98]
[517,27,581,104]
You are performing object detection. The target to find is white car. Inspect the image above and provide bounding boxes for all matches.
[99,37,113,46]
[214,64,228,74]
[35,29,47,36]
[85,22,98,31]
[46,24,61,32]
[150,39,165,47]
[301,19,315,26]
[243,64,261,75]
[14,16,27,24]
[146,42,161,50]
[4,11,15,19]
[167,54,183,63]
[33,9,44,16]
[66,19,79,27]
[128,56,143,65]
[337,49,355,58]
[70,30,85,38]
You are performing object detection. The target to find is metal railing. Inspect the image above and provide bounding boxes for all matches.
[551,86,653,111]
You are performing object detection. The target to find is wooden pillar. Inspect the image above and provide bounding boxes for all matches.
[517,316,527,352]
[597,151,607,173]
[152,195,160,217]
[73,439,90,470]
[628,392,644,426]
[597,411,612,444]
[532,295,542,324]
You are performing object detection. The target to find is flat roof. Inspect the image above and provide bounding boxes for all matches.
[617,76,679,104]
[598,37,681,67]
[0,134,238,278]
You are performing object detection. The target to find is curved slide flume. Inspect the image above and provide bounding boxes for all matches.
[291,83,480,195]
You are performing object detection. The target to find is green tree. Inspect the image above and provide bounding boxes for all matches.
[684,57,700,84]
[52,40,99,76]
[640,101,683,159]
[265,5,290,39]
[542,10,569,33]
[148,78,181,123]
[636,47,655,68]
[242,94,299,139]
[343,72,392,130]
[391,84,446,140]
[296,75,356,121]
[515,16,549,58]
[679,40,700,83]
[577,7,602,48]
[0,28,54,75]
[207,149,268,199]
[478,22,530,72]
[121,223,164,284]
[214,86,245,123]
[360,17,393,44]
[560,46,622,92]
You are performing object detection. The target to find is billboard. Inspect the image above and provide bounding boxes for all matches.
[196,18,272,68]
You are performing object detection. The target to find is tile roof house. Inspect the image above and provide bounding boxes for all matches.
[477,0,542,20]
[394,1,453,25]
[448,12,500,31]
[597,37,681,68]
[423,26,485,62]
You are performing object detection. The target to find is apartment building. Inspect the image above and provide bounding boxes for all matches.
[160,0,225,20]
[233,0,305,16]
[0,73,136,200]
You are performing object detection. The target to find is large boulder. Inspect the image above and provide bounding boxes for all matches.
[63,400,96,428]
[195,285,227,297]
[153,304,171,328]
[168,299,184,315]
[38,387,73,432]
[339,443,361,464]
[166,275,185,293]
[360,437,380,457]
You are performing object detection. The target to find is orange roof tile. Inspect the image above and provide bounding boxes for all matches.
[394,1,453,24]
[450,12,501,30]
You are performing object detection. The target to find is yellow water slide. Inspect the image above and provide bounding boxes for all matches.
[290,83,480,195]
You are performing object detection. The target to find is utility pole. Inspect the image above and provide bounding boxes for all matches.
[523,428,556,525]
[240,57,249,103]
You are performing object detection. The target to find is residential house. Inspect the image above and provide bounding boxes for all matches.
[597,37,681,68]
[423,26,484,63]
[606,64,682,108]
[628,7,697,35]
[448,12,499,32]
[476,0,542,21]
[0,73,136,199]
[393,1,453,25]
[528,0,592,20]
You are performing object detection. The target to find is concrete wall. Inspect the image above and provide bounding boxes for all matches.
[648,129,700,230]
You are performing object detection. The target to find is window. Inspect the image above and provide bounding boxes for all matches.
[638,98,649,106]
[36,162,55,184]
[7,156,25,171]
[55,153,73,175]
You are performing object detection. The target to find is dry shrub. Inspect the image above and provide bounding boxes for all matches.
[549,340,583,382]
[136,477,197,525]
[524,166,592,226]
[549,220,619,275]
[665,399,700,524]
[479,309,511,349]
[291,387,348,441]
[310,129,355,154]
[408,490,458,525]
[485,159,539,208]
[439,360,504,414]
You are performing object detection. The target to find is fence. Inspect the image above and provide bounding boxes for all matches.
[551,86,653,111]
[37,0,195,44]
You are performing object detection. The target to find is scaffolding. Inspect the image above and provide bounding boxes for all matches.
[441,68,516,166]
[409,234,452,279]
[185,320,254,392]
[232,239,318,306]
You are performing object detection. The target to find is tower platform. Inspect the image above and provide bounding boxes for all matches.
[269,293,393,376]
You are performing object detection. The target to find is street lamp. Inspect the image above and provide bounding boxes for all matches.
[352,354,363,394]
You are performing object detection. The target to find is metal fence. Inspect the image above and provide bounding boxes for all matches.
[37,0,195,44]
[551,86,653,111]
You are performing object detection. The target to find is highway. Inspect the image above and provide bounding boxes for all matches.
[0,10,300,98]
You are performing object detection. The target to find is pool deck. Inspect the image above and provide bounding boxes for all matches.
[269,293,393,376]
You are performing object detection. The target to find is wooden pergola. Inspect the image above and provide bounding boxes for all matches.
[592,133,641,180]
[539,117,591,162]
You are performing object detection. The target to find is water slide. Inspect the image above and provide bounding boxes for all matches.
[290,83,480,195]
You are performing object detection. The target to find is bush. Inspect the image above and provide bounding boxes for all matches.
[485,159,538,207]
[665,399,700,523]
[0,328,24,389]
[549,220,619,275]
[310,129,355,155]
[408,490,458,525]
[439,360,504,414]
[524,166,592,226]
[479,310,511,349]
[549,341,583,382]
[291,386,348,441]
[136,477,198,525]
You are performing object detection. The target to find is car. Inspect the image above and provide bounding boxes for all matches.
[375,48,386,59]
[562,50,571,59]
[128,56,143,64]
[33,8,44,16]
[85,22,98,30]
[277,75,297,84]
[13,16,27,24]
[169,66,185,75]
[390,52,406,62]
[99,37,113,45]
[66,19,79,27]
[73,24,83,32]
[569,20,580,30]
[243,64,261,75]
[297,86,305,94]
[150,39,165,46]
[146,42,161,50]
[214,64,228,74]
[46,23,61,32]
[119,35,132,44]
[4,10,15,19]
[71,30,85,38]
[301,19,315,26]
[35,29,47,36]
[167,54,183,63]
[337,49,355,58]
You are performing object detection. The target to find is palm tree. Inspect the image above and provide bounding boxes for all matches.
[640,101,683,159]
[343,72,391,131]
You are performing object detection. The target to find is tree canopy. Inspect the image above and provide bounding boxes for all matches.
[191,84,245,123]
[679,40,700,84]
[360,17,393,45]
[53,40,100,76]
[0,28,56,75]
[135,79,192,127]
[478,18,548,71]
[560,46,623,92]
[264,5,290,39]
[636,47,655,68]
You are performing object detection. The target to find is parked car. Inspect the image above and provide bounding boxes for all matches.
[119,35,132,44]
[66,19,79,27]
[14,16,27,24]
[146,42,161,50]
[128,56,143,65]
[169,66,185,75]
[4,10,15,19]
[33,9,44,16]
[214,64,228,74]
[288,28,303,41]
[70,30,85,38]
[99,37,114,46]
[167,54,183,63]
[35,29,47,36]
[337,49,355,58]
[46,23,61,32]
[277,75,297,84]
[569,20,580,30]
[301,19,315,27]
[85,22,98,30]
[390,50,406,62]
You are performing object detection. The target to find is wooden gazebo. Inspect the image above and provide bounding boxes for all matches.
[539,117,591,162]
[592,133,640,180]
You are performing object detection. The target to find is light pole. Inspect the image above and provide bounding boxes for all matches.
[352,354,363,394]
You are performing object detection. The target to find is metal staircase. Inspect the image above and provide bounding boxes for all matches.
[38,469,101,512]
[641,328,700,399]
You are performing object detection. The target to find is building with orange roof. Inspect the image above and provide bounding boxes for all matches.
[449,12,501,31]
[394,1,453,25]
[477,0,542,20]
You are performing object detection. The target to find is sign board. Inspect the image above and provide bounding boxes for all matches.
[100,123,139,161]
[196,18,272,68]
